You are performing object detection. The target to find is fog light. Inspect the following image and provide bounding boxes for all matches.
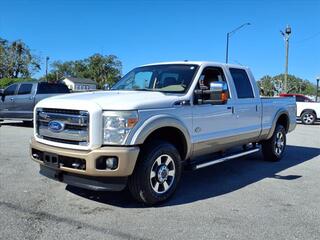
[96,156,118,170]
[106,157,118,170]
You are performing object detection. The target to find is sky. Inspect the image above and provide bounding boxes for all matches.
[0,0,319,84]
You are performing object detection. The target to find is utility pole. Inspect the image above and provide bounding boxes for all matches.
[225,22,251,64]
[316,77,320,102]
[280,25,291,93]
[45,56,50,82]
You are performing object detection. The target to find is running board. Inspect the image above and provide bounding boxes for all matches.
[194,148,260,170]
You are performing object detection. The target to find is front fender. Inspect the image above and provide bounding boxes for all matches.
[126,114,192,159]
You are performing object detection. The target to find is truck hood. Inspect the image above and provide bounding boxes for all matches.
[37,90,183,110]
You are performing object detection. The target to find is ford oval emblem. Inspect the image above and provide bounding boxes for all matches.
[48,121,65,132]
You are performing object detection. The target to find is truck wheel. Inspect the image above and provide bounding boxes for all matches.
[262,125,286,162]
[128,140,182,205]
[301,111,316,125]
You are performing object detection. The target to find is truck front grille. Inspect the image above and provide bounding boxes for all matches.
[36,108,89,146]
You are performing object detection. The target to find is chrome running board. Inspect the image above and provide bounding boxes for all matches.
[194,148,260,170]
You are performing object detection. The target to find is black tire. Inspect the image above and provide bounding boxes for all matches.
[262,125,286,162]
[301,111,316,125]
[128,140,182,205]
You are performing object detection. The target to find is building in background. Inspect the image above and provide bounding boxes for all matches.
[61,77,97,92]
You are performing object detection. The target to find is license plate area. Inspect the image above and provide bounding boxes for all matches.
[43,152,60,168]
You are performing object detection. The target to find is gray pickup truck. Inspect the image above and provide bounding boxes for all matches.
[0,82,70,121]
[30,61,296,205]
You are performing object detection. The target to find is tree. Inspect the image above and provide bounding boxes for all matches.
[0,37,40,79]
[257,74,317,96]
[45,54,122,88]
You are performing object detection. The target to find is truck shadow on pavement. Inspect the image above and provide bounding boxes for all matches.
[66,145,320,208]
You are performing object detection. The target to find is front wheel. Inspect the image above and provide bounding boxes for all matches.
[128,141,182,205]
[301,111,316,125]
[262,125,286,162]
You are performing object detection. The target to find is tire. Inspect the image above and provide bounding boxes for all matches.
[128,140,182,205]
[262,125,286,162]
[301,111,316,125]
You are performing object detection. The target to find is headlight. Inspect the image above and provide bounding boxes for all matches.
[103,111,138,145]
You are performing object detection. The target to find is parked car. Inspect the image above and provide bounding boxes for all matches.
[30,61,296,205]
[280,93,320,125]
[0,82,70,121]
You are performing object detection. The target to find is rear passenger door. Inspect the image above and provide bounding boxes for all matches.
[229,68,261,142]
[14,83,35,119]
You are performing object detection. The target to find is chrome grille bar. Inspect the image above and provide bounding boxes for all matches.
[36,108,89,145]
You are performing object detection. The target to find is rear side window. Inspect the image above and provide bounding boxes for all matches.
[37,83,70,94]
[18,83,33,95]
[295,96,310,102]
[4,84,18,96]
[229,68,254,98]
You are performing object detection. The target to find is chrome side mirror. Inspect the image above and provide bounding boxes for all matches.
[194,81,229,105]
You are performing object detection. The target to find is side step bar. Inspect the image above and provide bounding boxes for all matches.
[194,148,260,170]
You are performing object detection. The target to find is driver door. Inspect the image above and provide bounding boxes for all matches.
[0,84,18,119]
[191,67,237,158]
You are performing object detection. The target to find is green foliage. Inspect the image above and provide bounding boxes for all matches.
[257,74,317,96]
[43,54,122,88]
[0,37,41,78]
[0,78,35,89]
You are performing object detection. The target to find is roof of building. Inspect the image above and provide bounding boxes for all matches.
[63,77,97,85]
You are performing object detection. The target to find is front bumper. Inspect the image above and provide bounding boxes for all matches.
[30,137,140,178]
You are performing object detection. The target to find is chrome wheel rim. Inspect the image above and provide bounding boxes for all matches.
[303,113,314,124]
[274,131,285,156]
[150,154,175,194]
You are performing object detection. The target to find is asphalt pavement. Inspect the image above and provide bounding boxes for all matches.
[0,121,319,240]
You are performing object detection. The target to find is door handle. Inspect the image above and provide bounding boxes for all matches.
[10,97,14,102]
[227,106,235,114]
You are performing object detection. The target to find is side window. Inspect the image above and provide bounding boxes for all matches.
[18,83,33,95]
[229,68,254,98]
[199,67,227,88]
[4,84,18,96]
[295,96,306,102]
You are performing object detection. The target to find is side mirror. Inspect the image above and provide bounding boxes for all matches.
[194,81,228,105]
[103,83,110,90]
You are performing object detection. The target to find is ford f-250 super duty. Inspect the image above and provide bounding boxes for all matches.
[30,61,296,205]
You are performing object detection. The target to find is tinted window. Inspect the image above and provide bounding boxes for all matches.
[4,84,18,96]
[229,68,254,98]
[295,96,311,102]
[37,83,70,94]
[18,83,33,95]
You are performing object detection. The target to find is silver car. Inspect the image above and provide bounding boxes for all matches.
[0,82,70,121]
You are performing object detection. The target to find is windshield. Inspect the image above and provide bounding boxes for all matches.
[111,64,199,93]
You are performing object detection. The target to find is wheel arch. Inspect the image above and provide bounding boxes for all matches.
[128,115,192,161]
[300,109,317,118]
[266,109,290,139]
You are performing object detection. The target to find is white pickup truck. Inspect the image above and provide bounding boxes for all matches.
[30,61,296,205]
[280,94,320,125]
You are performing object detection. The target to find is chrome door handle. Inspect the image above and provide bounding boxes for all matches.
[10,97,14,101]
[227,106,235,114]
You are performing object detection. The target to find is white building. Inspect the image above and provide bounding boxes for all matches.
[61,77,97,92]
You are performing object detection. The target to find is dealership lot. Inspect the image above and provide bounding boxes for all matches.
[0,122,319,240]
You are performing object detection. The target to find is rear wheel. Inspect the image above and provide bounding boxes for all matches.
[301,111,316,125]
[128,140,182,205]
[262,125,286,162]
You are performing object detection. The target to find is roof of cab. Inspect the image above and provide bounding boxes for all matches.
[141,61,248,69]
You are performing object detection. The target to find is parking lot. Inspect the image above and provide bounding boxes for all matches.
[0,122,319,240]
